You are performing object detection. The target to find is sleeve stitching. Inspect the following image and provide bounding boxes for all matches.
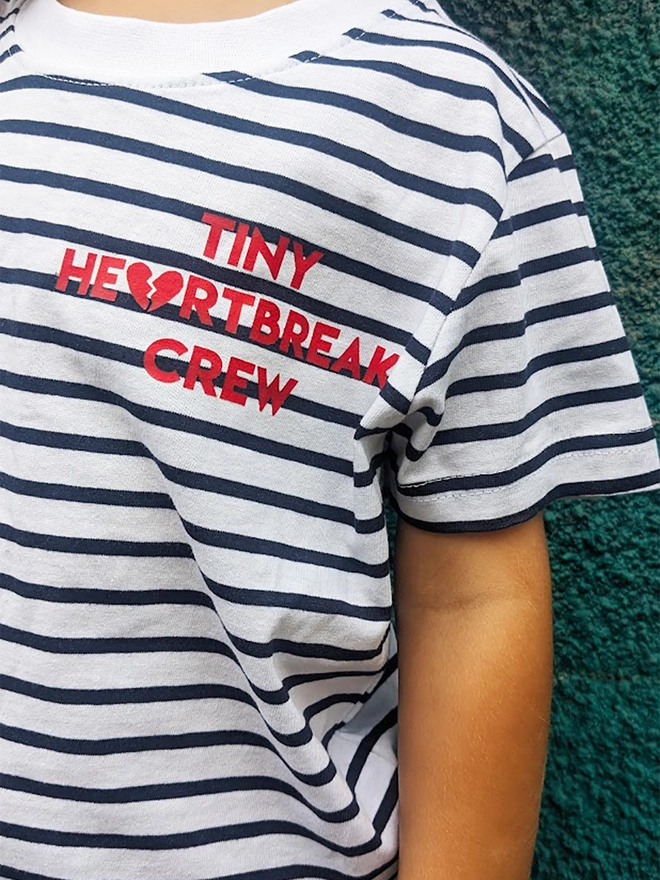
[396,446,650,500]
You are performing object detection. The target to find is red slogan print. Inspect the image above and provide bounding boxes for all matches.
[144,338,297,416]
[54,212,400,416]
[126,262,184,311]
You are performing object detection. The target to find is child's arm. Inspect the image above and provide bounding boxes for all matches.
[395,512,553,880]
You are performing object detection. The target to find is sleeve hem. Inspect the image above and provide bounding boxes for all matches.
[396,440,658,501]
[390,467,660,534]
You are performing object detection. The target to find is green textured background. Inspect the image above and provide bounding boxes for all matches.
[388,1,660,877]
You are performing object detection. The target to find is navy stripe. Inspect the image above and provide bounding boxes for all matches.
[354,425,389,441]
[0,41,18,62]
[419,290,614,391]
[3,622,385,725]
[282,54,505,172]
[415,405,442,427]
[0,859,400,880]
[1,724,337,788]
[0,522,193,557]
[288,50,507,134]
[406,335,431,363]
[381,10,540,160]
[0,314,365,428]
[401,429,657,496]
[392,470,660,533]
[0,418,147,457]
[509,149,578,183]
[499,118,533,158]
[182,518,389,578]
[0,571,215,609]
[284,656,396,693]
[0,223,416,346]
[202,575,391,621]
[305,691,364,727]
[404,0,436,13]
[383,7,562,132]
[3,621,389,663]
[508,152,555,181]
[345,298,622,441]
[445,337,631,399]
[0,519,388,582]
[492,199,586,238]
[372,768,399,834]
[556,154,576,172]
[0,816,382,858]
[210,72,508,185]
[154,458,357,529]
[431,383,645,446]
[518,246,599,279]
[321,657,398,750]
[237,661,392,709]
[0,117,479,265]
[1,550,390,620]
[353,451,388,489]
[0,22,15,39]
[0,418,384,534]
[228,625,390,662]
[0,6,18,22]
[522,290,614,323]
[454,245,599,313]
[380,381,411,415]
[325,709,371,773]
[0,580,390,701]
[0,77,497,220]
[352,511,388,536]
[2,772,360,824]
[3,674,362,751]
[343,29,536,139]
[0,471,174,509]
[346,708,398,790]
[0,624,235,658]
[0,162,440,306]
[387,5,483,47]
[3,674,258,708]
[0,368,354,476]
[383,7,467,40]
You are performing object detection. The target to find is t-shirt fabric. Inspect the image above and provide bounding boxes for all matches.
[1,0,658,877]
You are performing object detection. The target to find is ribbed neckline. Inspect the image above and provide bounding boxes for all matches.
[14,0,391,83]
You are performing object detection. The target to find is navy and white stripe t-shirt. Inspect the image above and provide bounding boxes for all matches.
[1,0,658,877]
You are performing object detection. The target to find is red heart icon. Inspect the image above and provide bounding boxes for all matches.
[126,262,184,312]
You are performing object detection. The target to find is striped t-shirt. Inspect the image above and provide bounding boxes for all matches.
[1,0,658,877]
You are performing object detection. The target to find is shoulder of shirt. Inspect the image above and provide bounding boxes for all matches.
[1,0,567,169]
[372,1,566,165]
[0,0,24,73]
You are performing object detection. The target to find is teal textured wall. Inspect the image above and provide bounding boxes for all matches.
[390,2,660,876]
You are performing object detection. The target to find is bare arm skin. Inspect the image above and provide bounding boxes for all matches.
[394,513,553,880]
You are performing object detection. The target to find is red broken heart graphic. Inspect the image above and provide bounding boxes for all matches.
[126,262,184,312]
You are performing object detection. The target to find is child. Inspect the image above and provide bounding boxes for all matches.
[1,1,658,878]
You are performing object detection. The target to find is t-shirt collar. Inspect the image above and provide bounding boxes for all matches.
[15,0,389,81]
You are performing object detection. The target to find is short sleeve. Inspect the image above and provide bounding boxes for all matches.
[388,133,660,532]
